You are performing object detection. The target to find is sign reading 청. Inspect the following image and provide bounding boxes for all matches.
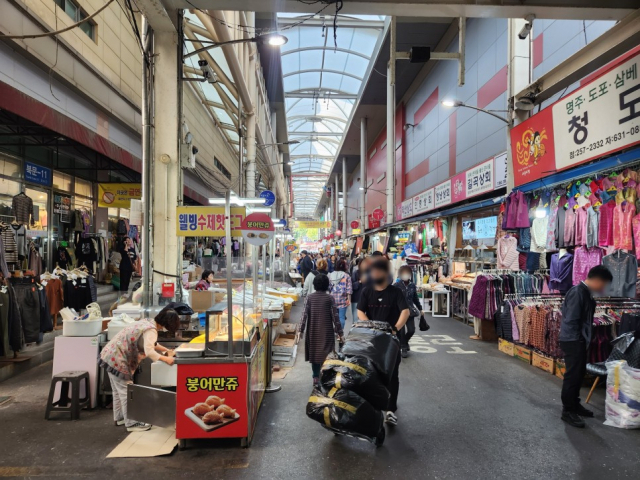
[466,158,494,197]
[294,221,331,229]
[25,162,52,187]
[176,206,246,236]
[413,188,434,214]
[434,180,451,208]
[511,49,640,186]
[98,183,142,208]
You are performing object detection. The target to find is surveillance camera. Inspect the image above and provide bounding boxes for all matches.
[197,59,218,84]
[192,146,199,155]
[518,14,535,40]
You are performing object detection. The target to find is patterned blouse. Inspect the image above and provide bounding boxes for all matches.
[613,202,635,251]
[572,246,604,285]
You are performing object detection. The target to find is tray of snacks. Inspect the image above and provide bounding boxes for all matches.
[185,395,240,432]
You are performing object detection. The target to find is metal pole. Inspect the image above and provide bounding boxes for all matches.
[386,16,396,226]
[225,191,233,360]
[342,158,347,239]
[360,117,367,232]
[238,97,244,197]
[176,10,185,301]
[334,175,339,233]
[141,16,153,308]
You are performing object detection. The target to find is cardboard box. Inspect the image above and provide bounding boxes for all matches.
[188,266,203,282]
[514,345,532,364]
[498,338,514,356]
[532,352,555,374]
[273,334,296,354]
[281,323,297,334]
[191,291,216,312]
[555,360,566,380]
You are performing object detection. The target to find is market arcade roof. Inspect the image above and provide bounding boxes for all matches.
[278,13,384,217]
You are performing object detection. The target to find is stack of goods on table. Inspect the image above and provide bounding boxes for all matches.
[306,320,399,446]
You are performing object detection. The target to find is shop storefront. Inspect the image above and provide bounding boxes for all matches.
[472,47,640,374]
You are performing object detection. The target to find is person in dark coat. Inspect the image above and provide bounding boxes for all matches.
[559,265,611,429]
[299,250,314,280]
[297,274,344,387]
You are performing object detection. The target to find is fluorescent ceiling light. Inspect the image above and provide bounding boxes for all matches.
[249,207,272,213]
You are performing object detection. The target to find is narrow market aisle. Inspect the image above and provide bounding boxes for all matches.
[0,306,639,479]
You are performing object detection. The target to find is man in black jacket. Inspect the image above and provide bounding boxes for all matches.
[299,250,314,280]
[559,265,612,428]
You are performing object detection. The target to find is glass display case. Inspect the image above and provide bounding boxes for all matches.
[204,298,263,356]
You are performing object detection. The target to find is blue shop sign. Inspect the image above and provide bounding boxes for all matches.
[260,190,275,207]
[25,162,52,187]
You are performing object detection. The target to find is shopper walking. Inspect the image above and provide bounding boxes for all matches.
[559,265,612,428]
[394,265,423,358]
[328,259,353,329]
[297,274,344,387]
[302,259,328,297]
[350,258,363,322]
[196,241,203,266]
[299,250,314,280]
[99,308,180,431]
[118,237,137,293]
[357,258,410,425]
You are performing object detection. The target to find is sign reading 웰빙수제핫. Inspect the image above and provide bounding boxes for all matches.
[98,183,142,208]
[176,206,246,237]
[511,49,640,187]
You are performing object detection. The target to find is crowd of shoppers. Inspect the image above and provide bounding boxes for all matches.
[297,249,419,426]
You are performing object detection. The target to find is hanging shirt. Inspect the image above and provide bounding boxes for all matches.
[586,206,600,249]
[572,246,603,285]
[545,200,559,251]
[497,236,519,270]
[556,200,567,248]
[564,208,576,246]
[598,200,615,246]
[613,202,635,251]
[11,194,34,225]
[549,252,574,293]
[530,217,548,253]
[574,206,589,246]
[603,252,637,298]
[633,214,640,261]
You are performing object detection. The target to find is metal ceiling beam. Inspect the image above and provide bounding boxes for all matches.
[283,69,364,81]
[288,131,344,136]
[285,92,358,99]
[278,17,385,29]
[170,1,635,21]
[282,46,372,60]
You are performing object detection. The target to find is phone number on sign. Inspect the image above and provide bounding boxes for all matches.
[569,125,640,160]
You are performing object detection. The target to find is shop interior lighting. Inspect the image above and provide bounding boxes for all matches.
[535,208,547,218]
[248,207,272,213]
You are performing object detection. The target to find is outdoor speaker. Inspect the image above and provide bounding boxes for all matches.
[409,47,431,63]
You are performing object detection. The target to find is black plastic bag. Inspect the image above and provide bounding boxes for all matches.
[419,314,430,331]
[306,387,384,440]
[341,327,400,385]
[320,352,390,411]
[352,320,393,333]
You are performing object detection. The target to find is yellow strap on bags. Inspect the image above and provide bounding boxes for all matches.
[309,395,357,414]
[324,407,331,427]
[323,359,367,376]
[336,372,343,390]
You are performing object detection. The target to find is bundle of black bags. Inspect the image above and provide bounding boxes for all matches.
[306,321,400,446]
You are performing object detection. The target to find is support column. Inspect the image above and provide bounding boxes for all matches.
[152,23,182,286]
[386,16,396,226]
[334,175,339,233]
[141,16,153,307]
[342,159,347,239]
[360,117,367,231]
[507,18,531,192]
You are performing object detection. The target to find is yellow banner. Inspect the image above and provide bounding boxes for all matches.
[295,220,331,229]
[98,183,141,208]
[176,206,246,237]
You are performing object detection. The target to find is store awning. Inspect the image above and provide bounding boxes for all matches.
[517,146,640,193]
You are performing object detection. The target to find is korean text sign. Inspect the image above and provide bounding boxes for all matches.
[25,162,52,187]
[511,49,640,186]
[176,206,246,237]
[176,363,248,439]
[98,183,142,208]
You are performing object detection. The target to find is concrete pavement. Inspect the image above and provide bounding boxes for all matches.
[0,306,639,479]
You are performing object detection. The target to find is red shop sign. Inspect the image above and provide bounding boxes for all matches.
[372,208,384,220]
